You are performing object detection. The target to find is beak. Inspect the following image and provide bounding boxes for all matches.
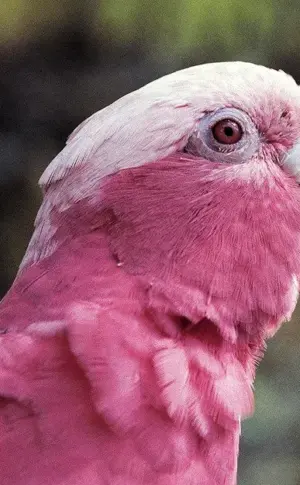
[282,142,300,183]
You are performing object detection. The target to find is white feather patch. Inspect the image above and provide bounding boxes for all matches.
[285,274,299,319]
[26,320,66,336]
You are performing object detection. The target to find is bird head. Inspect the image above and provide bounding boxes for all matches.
[21,62,300,339]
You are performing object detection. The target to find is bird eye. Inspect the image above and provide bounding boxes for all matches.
[182,107,259,164]
[212,119,243,144]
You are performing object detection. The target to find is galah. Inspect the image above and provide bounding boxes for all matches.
[1,62,300,485]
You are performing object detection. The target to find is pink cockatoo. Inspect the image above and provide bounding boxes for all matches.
[1,62,300,485]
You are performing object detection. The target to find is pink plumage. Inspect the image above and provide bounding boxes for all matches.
[1,62,300,485]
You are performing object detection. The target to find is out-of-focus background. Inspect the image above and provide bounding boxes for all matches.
[1,1,300,483]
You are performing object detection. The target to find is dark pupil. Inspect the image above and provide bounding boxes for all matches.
[224,126,234,137]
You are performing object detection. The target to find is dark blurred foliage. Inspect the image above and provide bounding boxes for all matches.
[1,1,300,483]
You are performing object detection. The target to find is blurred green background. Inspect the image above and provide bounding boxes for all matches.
[1,1,300,484]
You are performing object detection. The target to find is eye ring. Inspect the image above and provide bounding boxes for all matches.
[212,119,243,145]
[182,107,259,164]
